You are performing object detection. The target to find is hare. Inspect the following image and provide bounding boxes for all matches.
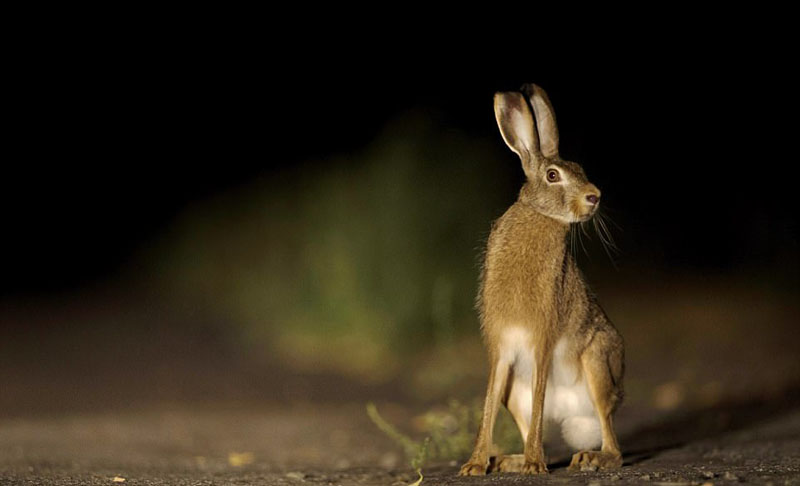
[459,84,625,476]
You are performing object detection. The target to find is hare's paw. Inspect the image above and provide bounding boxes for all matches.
[492,454,525,473]
[521,459,548,475]
[458,460,488,476]
[568,450,622,471]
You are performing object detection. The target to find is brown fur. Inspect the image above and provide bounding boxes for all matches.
[459,84,625,476]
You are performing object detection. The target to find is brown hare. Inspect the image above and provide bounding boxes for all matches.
[459,84,625,476]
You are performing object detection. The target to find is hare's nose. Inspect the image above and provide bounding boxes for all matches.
[586,194,600,205]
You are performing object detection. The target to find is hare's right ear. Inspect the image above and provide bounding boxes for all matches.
[521,83,559,158]
[494,92,540,175]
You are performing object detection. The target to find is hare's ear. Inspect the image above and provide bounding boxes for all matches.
[494,92,540,166]
[521,83,559,158]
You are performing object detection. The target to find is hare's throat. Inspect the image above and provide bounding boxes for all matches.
[518,201,572,235]
[518,185,573,228]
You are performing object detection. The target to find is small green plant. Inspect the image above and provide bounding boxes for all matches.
[367,399,522,483]
[366,402,429,484]
[366,402,423,463]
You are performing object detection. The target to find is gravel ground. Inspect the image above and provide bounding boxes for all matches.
[1,392,799,486]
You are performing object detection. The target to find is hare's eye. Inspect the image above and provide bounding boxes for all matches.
[546,169,560,183]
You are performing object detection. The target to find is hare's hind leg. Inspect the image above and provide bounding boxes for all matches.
[568,329,624,471]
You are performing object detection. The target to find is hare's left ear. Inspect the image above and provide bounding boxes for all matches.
[522,83,559,158]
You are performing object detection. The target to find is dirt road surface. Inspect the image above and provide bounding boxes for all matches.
[2,280,798,485]
[1,389,799,485]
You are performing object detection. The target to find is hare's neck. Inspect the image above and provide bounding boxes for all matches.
[532,207,569,239]
[516,191,571,242]
[506,203,570,257]
[517,184,571,227]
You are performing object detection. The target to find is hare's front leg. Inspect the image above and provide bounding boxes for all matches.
[568,330,624,471]
[521,346,553,474]
[459,358,510,476]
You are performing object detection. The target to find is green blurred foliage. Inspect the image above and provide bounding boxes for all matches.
[148,112,516,380]
[367,399,522,469]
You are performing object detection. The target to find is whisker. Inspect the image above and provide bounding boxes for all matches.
[597,220,613,252]
[591,211,619,268]
[597,213,619,252]
[592,217,603,250]
[580,220,591,239]
[578,222,589,256]
[598,205,624,232]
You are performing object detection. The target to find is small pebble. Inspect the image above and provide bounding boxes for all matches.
[703,471,717,478]
[285,471,306,481]
[227,452,254,467]
[723,471,740,481]
[641,474,651,481]
[609,473,622,481]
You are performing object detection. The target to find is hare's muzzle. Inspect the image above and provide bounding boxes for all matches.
[576,187,601,221]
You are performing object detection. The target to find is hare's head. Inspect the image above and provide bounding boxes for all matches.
[494,84,600,224]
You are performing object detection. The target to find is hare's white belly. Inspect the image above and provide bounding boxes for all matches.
[502,328,601,450]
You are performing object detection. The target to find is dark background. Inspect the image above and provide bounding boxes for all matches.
[4,38,797,297]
